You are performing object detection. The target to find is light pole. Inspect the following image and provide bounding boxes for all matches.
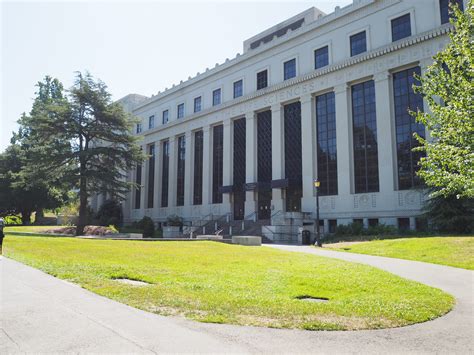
[314,179,322,247]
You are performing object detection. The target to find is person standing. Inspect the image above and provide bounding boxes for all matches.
[0,217,5,254]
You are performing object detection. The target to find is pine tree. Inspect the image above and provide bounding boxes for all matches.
[17,73,145,234]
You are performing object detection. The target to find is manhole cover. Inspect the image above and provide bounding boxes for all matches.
[113,278,150,286]
[295,295,329,303]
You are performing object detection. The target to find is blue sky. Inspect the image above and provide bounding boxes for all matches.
[1,0,352,153]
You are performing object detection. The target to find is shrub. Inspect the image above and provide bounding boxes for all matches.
[96,200,123,227]
[166,214,183,227]
[140,216,155,238]
[423,193,474,234]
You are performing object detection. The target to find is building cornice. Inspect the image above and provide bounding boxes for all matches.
[134,0,384,110]
[139,24,451,138]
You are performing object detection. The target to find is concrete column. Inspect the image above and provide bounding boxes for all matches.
[183,131,193,214]
[202,125,211,207]
[300,94,315,213]
[374,71,396,193]
[168,137,177,207]
[245,111,257,217]
[334,84,352,196]
[271,103,285,212]
[222,119,232,211]
[363,217,369,229]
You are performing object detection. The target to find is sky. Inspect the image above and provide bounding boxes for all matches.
[1,0,352,153]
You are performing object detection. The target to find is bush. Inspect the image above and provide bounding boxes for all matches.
[95,200,123,227]
[325,222,398,243]
[139,216,155,238]
[423,193,474,234]
[166,214,183,227]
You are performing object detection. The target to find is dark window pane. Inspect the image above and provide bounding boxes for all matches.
[284,59,296,80]
[440,0,464,24]
[213,89,221,106]
[161,140,169,207]
[393,66,425,190]
[176,136,186,206]
[350,31,367,56]
[257,70,268,90]
[257,110,272,220]
[233,118,246,220]
[316,92,338,196]
[134,163,142,209]
[162,110,169,124]
[391,13,411,41]
[194,96,201,113]
[193,130,204,205]
[233,80,243,98]
[147,144,155,208]
[177,103,184,119]
[148,115,155,129]
[284,101,302,211]
[314,46,329,69]
[212,125,223,203]
[351,80,379,193]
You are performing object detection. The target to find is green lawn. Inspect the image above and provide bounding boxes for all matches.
[327,236,474,270]
[3,236,454,330]
[4,226,63,233]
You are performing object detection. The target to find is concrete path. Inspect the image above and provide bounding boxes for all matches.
[1,246,473,354]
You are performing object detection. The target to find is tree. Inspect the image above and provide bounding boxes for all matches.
[17,72,145,235]
[0,144,67,224]
[412,1,474,198]
[423,189,474,233]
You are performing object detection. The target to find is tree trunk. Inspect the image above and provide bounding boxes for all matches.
[21,210,32,225]
[76,166,88,236]
[35,208,44,224]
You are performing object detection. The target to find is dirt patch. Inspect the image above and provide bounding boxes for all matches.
[113,278,150,286]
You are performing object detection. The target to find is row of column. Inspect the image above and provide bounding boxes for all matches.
[136,69,403,217]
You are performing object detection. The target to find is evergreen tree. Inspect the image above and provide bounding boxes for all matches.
[412,1,474,198]
[17,72,145,235]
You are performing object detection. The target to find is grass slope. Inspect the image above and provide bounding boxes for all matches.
[328,236,474,270]
[3,236,454,330]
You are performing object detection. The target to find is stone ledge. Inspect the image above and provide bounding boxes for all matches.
[232,236,262,246]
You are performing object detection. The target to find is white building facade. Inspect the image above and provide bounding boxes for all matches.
[93,0,466,239]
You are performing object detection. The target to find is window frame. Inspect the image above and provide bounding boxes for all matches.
[233,79,244,99]
[177,103,185,119]
[256,68,269,90]
[162,109,169,125]
[314,45,330,70]
[193,96,202,113]
[212,88,222,106]
[283,57,297,81]
[148,115,155,129]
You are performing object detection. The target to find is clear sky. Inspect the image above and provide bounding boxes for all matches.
[1,0,352,153]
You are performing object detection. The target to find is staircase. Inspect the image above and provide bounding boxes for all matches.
[193,211,311,245]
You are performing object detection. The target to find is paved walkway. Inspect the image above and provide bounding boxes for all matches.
[1,246,473,354]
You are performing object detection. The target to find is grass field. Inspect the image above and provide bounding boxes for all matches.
[4,226,62,233]
[3,236,454,330]
[327,236,474,270]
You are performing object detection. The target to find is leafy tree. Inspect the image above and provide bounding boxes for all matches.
[0,144,67,224]
[412,1,474,198]
[17,72,145,235]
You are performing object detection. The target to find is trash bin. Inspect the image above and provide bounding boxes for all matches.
[302,230,311,245]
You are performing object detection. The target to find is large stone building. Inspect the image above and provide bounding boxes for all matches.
[92,0,465,242]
